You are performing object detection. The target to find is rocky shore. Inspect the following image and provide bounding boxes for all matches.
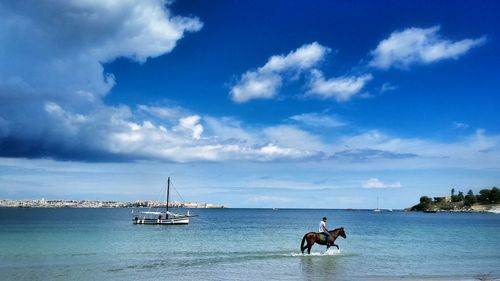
[407,187,499,213]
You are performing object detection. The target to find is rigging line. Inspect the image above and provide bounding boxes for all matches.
[170,181,187,203]
[149,179,167,213]
[134,180,166,215]
[191,216,217,225]
[155,180,167,213]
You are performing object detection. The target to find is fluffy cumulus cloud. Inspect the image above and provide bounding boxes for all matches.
[175,115,204,140]
[34,101,324,162]
[230,42,330,103]
[0,0,204,161]
[306,70,373,101]
[369,26,486,69]
[1,3,499,167]
[362,178,401,189]
[230,42,372,103]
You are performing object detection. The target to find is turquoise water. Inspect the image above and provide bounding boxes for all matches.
[0,208,499,280]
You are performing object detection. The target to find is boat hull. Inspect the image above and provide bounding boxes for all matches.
[133,218,189,225]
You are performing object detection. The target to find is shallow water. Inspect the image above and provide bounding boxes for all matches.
[0,208,498,280]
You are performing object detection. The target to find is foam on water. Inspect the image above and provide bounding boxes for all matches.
[324,248,341,255]
[488,208,500,214]
[285,248,341,257]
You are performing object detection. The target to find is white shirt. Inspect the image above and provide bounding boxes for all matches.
[319,220,327,232]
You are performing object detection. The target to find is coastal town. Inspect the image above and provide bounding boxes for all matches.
[0,198,225,209]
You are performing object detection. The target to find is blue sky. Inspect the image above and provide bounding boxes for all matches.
[1,0,499,208]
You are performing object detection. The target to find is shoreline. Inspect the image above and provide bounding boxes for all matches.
[406,203,500,214]
[0,199,225,209]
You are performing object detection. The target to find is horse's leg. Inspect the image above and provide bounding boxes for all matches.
[307,242,312,254]
[332,243,339,250]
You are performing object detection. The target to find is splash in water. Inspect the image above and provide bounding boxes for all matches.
[285,249,341,257]
[324,248,341,255]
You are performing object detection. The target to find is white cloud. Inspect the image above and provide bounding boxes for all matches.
[1,3,500,168]
[260,42,330,72]
[380,83,398,93]
[306,70,373,101]
[362,178,401,189]
[369,26,486,69]
[262,125,327,153]
[257,143,314,160]
[289,112,345,127]
[175,115,204,140]
[0,1,202,100]
[453,122,469,129]
[230,42,330,103]
[230,73,282,103]
[138,105,188,120]
[0,0,202,161]
[332,128,500,169]
[19,91,500,166]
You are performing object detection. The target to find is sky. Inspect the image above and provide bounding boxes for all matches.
[0,0,499,208]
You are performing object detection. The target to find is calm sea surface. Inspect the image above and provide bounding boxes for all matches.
[0,208,499,281]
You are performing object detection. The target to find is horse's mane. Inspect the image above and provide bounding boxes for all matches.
[314,227,344,235]
[330,227,343,233]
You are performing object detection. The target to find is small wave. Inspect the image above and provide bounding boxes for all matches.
[285,249,341,257]
[488,208,500,214]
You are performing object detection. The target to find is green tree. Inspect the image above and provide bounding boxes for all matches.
[477,189,492,203]
[491,187,499,203]
[464,190,476,206]
[415,196,432,210]
[451,195,459,202]
[420,196,432,204]
[451,188,455,196]
[457,191,464,202]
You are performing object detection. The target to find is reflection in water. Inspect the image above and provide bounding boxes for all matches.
[300,254,344,281]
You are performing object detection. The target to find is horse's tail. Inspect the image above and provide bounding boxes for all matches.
[300,233,308,252]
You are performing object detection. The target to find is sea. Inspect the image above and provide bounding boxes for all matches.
[0,208,499,281]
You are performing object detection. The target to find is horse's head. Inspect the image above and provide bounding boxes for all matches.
[339,227,347,239]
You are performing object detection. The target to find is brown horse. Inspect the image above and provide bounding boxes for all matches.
[300,227,346,254]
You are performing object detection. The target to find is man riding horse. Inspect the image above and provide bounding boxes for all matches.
[319,217,332,246]
[300,217,347,254]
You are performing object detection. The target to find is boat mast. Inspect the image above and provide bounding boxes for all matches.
[166,177,170,213]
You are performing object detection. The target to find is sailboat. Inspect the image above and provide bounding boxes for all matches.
[373,196,381,212]
[132,177,194,225]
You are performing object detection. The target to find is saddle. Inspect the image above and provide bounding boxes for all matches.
[318,233,330,243]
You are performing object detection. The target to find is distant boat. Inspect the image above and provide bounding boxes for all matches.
[387,208,393,212]
[132,177,195,225]
[373,197,381,212]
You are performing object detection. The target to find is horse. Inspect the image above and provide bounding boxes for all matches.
[300,227,346,254]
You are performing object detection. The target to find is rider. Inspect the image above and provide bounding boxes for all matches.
[319,217,331,246]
